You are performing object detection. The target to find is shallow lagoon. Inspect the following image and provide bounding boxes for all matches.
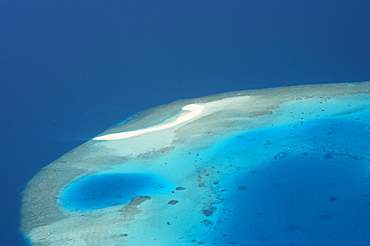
[60,173,172,210]
[22,82,370,245]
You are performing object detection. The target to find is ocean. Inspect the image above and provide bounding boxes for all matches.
[1,0,369,245]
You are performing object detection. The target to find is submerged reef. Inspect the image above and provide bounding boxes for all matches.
[22,82,370,245]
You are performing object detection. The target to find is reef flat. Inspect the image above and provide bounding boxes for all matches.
[22,82,370,245]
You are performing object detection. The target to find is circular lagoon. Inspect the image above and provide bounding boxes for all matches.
[60,173,171,210]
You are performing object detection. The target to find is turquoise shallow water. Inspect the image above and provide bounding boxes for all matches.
[213,113,370,245]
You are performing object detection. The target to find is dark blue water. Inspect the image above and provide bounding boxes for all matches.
[1,0,369,244]
[220,154,370,245]
[215,115,370,245]
[60,173,171,210]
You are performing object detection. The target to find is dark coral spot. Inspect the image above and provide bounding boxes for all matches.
[325,154,333,159]
[168,200,179,205]
[202,206,217,217]
[320,214,331,219]
[284,225,298,231]
[329,196,338,202]
[258,238,266,242]
[238,186,247,191]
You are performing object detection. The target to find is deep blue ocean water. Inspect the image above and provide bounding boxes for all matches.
[1,0,369,245]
